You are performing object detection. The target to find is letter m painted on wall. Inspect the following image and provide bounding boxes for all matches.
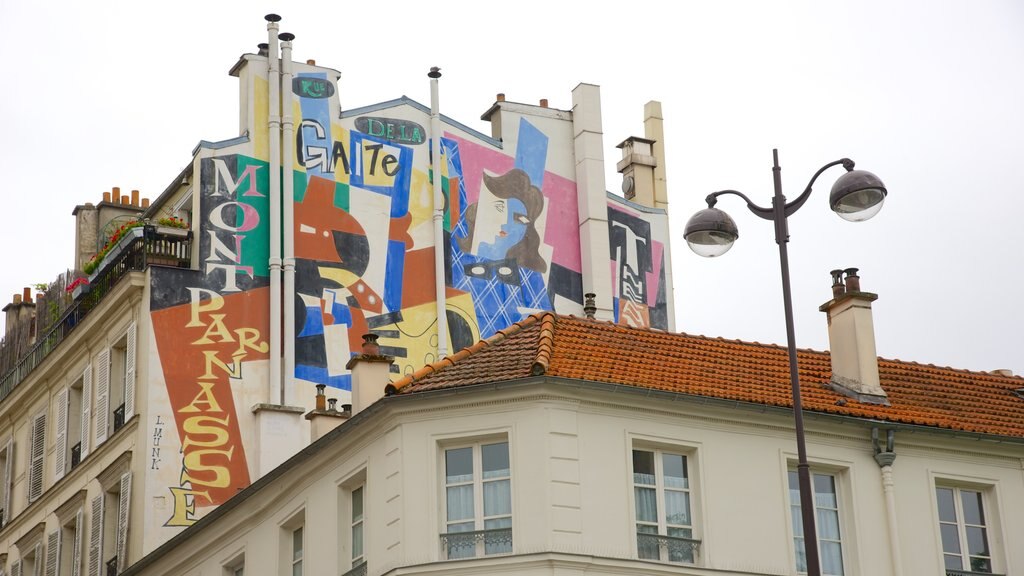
[210,158,265,199]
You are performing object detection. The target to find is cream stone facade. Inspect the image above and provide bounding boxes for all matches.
[119,369,1024,576]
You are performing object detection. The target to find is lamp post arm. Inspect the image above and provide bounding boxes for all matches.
[783,158,855,217]
[705,190,775,221]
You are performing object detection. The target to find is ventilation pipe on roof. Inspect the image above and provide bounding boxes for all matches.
[872,428,904,576]
[265,14,283,406]
[281,31,297,404]
[819,268,888,405]
[429,66,448,359]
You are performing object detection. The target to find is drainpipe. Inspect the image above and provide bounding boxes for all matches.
[265,14,283,406]
[429,66,448,359]
[873,428,903,576]
[280,31,297,405]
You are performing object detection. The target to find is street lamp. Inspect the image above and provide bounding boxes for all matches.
[683,149,886,576]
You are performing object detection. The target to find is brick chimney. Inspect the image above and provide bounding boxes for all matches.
[346,333,395,414]
[819,268,888,405]
[305,384,350,442]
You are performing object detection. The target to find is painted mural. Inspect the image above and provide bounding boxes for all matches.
[146,61,671,533]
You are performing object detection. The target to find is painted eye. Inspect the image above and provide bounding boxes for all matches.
[471,265,486,275]
[494,201,506,213]
[498,266,512,276]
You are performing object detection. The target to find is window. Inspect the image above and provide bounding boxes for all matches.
[223,553,244,576]
[351,486,364,567]
[1,437,12,528]
[789,471,844,575]
[442,441,511,559]
[91,465,131,576]
[58,508,84,576]
[291,527,303,576]
[632,449,697,563]
[936,486,993,573]
[56,378,85,481]
[96,323,137,445]
[27,411,46,504]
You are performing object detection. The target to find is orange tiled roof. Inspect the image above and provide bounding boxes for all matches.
[395,313,1024,439]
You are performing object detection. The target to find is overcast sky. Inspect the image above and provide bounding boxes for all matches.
[2,0,1022,377]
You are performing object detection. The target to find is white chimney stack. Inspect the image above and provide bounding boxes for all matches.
[347,333,395,414]
[819,268,888,405]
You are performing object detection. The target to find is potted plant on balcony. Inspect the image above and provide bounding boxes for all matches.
[155,216,190,237]
[83,220,146,276]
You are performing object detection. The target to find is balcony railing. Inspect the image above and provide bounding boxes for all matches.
[947,570,1001,576]
[113,403,126,432]
[440,527,513,559]
[71,441,82,469]
[106,556,118,576]
[637,531,701,564]
[0,227,191,403]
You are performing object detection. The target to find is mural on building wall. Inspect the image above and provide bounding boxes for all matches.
[608,200,669,329]
[146,66,671,533]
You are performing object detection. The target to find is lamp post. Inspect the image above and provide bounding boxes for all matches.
[683,149,886,576]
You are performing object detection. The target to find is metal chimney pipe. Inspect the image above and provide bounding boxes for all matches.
[844,268,860,292]
[429,66,448,359]
[280,31,297,404]
[266,13,283,407]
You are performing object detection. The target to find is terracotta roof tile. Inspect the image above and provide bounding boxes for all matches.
[394,313,1024,438]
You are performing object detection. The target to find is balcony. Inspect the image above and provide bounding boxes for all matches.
[71,442,82,469]
[113,403,126,432]
[637,531,701,564]
[0,226,192,403]
[946,571,1001,576]
[341,562,367,576]
[440,527,513,559]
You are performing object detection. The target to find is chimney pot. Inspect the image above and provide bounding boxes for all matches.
[342,403,352,413]
[278,32,295,42]
[121,195,130,205]
[844,267,861,292]
[13,293,21,304]
[306,59,315,65]
[830,269,846,298]
[258,43,269,56]
[265,13,282,22]
[327,398,338,411]
[496,93,505,102]
[583,293,597,319]
[23,287,32,304]
[540,98,549,108]
[112,186,121,199]
[141,198,150,208]
[102,192,111,203]
[362,333,380,355]
[315,383,326,410]
[131,189,140,206]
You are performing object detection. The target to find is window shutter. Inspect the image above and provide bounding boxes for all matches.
[95,350,110,447]
[55,389,69,482]
[32,542,42,576]
[70,508,83,576]
[116,473,131,572]
[88,495,103,576]
[28,412,46,503]
[11,560,20,576]
[79,365,91,460]
[45,530,60,576]
[123,322,136,421]
[2,437,12,527]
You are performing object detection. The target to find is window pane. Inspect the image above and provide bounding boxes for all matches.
[960,490,985,526]
[791,505,804,534]
[966,526,989,557]
[814,474,837,509]
[447,485,474,522]
[788,470,801,505]
[667,526,695,563]
[352,487,363,521]
[664,490,691,527]
[292,563,302,576]
[794,537,807,573]
[636,525,659,560]
[484,516,512,530]
[821,541,845,576]
[635,487,658,523]
[446,447,473,483]
[940,524,962,555]
[818,508,841,541]
[936,488,957,523]
[484,516,513,555]
[944,554,964,570]
[969,556,992,573]
[483,479,511,516]
[352,523,363,559]
[482,443,510,479]
[447,521,474,533]
[293,527,303,559]
[662,454,688,489]
[633,450,655,486]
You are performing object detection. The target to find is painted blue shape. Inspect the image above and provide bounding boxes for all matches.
[330,301,353,326]
[297,304,324,338]
[514,118,549,189]
[349,131,412,217]
[612,297,620,322]
[295,365,352,391]
[384,239,405,312]
[296,73,334,181]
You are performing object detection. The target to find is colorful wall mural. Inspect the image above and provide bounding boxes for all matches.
[145,59,673,536]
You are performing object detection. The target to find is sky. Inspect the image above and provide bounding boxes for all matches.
[2,0,1022,376]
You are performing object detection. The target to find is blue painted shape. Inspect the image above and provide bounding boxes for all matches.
[295,365,352,391]
[330,301,353,326]
[514,118,549,189]
[384,239,405,312]
[612,297,620,322]
[349,131,412,217]
[297,73,333,180]
[297,304,324,338]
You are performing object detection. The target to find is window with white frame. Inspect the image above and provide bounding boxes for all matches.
[788,470,844,575]
[291,527,303,576]
[936,486,994,573]
[442,441,512,559]
[27,411,46,504]
[222,552,244,576]
[632,449,698,563]
[58,507,84,576]
[351,486,364,568]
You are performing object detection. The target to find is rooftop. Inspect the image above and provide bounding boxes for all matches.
[396,313,1024,439]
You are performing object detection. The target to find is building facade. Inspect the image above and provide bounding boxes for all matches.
[0,14,676,575]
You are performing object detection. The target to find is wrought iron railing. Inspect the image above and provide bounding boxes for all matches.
[113,403,126,432]
[946,570,1000,576]
[637,532,701,564]
[0,227,192,404]
[440,527,513,559]
[106,556,118,576]
[341,561,367,576]
[71,442,82,469]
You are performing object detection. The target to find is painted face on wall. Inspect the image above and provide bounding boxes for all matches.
[472,175,530,260]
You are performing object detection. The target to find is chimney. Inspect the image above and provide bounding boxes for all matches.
[305,384,349,442]
[643,101,669,210]
[615,136,658,206]
[819,268,888,405]
[346,333,395,414]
